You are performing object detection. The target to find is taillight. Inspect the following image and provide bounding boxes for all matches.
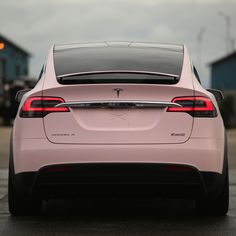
[167,96,217,117]
[20,97,69,118]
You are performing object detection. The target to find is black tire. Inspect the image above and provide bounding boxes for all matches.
[196,168,229,216]
[8,137,42,216]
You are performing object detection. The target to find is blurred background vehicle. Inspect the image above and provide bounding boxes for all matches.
[1,79,36,125]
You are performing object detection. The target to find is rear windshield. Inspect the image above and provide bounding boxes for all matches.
[54,46,184,85]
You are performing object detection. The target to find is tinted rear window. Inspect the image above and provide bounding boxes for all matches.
[54,46,184,84]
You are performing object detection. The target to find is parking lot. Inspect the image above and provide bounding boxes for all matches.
[1,127,236,235]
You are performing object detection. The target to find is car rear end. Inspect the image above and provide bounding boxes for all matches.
[10,42,227,215]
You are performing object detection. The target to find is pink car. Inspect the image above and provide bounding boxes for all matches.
[9,42,228,216]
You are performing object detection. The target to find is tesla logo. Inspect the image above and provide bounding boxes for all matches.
[113,88,123,98]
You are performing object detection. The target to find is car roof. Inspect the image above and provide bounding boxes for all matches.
[53,42,184,77]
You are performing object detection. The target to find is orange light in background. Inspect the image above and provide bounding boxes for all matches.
[0,42,5,50]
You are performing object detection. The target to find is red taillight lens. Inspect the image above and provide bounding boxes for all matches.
[167,96,217,117]
[20,97,69,118]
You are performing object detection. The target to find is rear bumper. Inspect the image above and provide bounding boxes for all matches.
[13,137,224,174]
[13,163,225,199]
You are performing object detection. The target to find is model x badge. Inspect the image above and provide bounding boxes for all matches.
[113,88,123,98]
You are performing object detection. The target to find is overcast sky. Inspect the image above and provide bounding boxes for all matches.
[0,0,235,87]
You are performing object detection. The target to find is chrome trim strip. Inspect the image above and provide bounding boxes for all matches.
[55,101,182,109]
[57,70,179,79]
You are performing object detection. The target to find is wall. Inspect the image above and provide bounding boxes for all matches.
[211,55,236,90]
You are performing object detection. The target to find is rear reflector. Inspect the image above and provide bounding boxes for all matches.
[167,96,217,117]
[20,97,69,118]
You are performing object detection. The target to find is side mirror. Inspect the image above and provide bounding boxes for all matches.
[207,89,224,101]
[15,89,31,103]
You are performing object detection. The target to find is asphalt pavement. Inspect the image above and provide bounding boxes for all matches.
[1,127,236,235]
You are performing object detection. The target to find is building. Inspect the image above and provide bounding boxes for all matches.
[210,52,236,127]
[0,34,31,125]
[0,34,30,84]
[210,51,236,90]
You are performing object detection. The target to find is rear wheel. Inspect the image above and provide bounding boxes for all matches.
[196,168,229,216]
[8,173,42,216]
[8,141,42,216]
